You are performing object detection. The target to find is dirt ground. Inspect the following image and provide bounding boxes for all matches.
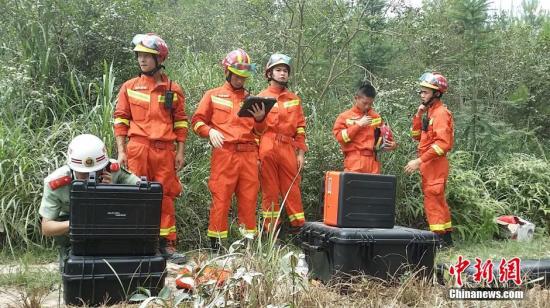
[0,262,182,307]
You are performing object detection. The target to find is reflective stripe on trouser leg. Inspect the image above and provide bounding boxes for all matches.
[127,140,182,241]
[207,148,240,239]
[423,183,452,233]
[420,157,451,233]
[151,147,181,241]
[159,196,177,240]
[235,150,259,234]
[260,150,282,231]
[277,143,305,227]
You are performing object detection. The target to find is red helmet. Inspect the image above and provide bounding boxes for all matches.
[221,49,255,78]
[132,33,169,63]
[381,124,394,142]
[419,72,448,93]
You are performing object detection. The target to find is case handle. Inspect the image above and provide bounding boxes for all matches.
[301,242,323,252]
[138,176,149,189]
[86,173,97,187]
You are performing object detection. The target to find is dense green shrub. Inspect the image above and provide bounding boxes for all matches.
[0,0,548,251]
[484,154,550,231]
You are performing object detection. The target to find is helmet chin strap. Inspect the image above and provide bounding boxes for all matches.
[422,90,441,107]
[273,78,288,88]
[140,65,164,77]
[138,55,164,76]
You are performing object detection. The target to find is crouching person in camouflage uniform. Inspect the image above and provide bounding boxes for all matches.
[39,134,139,269]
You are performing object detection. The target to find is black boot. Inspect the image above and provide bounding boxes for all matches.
[210,237,222,253]
[439,232,453,249]
[159,238,187,265]
[289,225,304,246]
[289,225,304,235]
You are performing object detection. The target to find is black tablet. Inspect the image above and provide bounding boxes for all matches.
[238,96,277,117]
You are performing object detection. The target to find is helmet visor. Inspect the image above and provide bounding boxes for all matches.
[231,62,256,72]
[270,54,291,65]
[419,72,436,83]
[132,34,159,51]
[228,63,256,77]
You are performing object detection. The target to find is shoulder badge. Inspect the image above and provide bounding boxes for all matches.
[107,159,122,173]
[109,162,120,172]
[49,176,72,190]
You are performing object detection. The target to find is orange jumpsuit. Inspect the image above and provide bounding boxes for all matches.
[114,73,188,241]
[191,82,267,239]
[333,106,383,173]
[410,100,454,233]
[258,85,307,231]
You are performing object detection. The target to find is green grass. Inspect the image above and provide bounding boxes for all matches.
[0,247,60,308]
[0,266,60,291]
[0,246,58,264]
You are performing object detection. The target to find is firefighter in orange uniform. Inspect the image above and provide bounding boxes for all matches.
[405,72,454,247]
[258,54,307,234]
[191,49,266,249]
[114,33,188,264]
[333,83,397,174]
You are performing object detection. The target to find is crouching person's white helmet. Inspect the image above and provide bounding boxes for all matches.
[67,134,109,173]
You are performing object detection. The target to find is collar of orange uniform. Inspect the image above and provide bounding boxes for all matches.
[429,99,443,114]
[138,73,169,90]
[352,104,366,115]
[266,84,286,95]
[222,81,246,95]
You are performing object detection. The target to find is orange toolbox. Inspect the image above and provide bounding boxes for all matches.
[323,171,396,228]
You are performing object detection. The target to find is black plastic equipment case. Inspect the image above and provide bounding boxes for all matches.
[324,172,396,228]
[63,254,166,306]
[70,179,162,256]
[299,222,438,282]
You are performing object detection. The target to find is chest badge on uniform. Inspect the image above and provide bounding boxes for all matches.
[217,94,230,98]
[134,85,148,91]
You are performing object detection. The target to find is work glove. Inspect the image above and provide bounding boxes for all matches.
[208,129,225,148]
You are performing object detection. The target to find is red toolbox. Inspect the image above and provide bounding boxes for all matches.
[299,222,438,282]
[323,171,396,228]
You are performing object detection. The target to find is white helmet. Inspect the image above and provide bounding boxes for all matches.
[67,134,109,173]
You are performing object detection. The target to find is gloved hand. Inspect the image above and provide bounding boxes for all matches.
[208,129,225,148]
